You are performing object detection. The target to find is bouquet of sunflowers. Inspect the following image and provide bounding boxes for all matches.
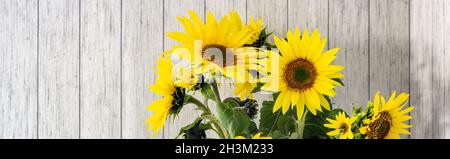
[147,10,414,139]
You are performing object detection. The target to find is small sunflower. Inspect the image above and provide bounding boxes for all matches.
[227,12,264,45]
[359,91,414,139]
[324,112,356,139]
[246,17,264,45]
[235,132,272,139]
[261,28,344,120]
[147,55,186,135]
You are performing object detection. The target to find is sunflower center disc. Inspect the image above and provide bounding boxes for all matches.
[202,44,236,68]
[368,111,392,139]
[339,123,348,133]
[284,58,317,91]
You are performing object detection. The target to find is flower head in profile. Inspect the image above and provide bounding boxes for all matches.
[359,91,414,139]
[146,54,186,136]
[261,28,344,120]
[324,112,356,139]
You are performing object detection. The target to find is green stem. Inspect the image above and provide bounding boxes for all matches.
[297,110,308,139]
[211,80,221,102]
[185,95,211,114]
[201,114,229,139]
[209,80,232,139]
[185,95,228,139]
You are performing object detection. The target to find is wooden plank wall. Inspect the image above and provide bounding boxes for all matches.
[0,0,448,139]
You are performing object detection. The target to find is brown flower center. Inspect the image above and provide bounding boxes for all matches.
[368,111,392,139]
[202,44,236,68]
[339,123,349,133]
[283,58,317,91]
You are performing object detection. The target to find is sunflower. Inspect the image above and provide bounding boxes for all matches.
[146,55,185,135]
[235,133,272,139]
[168,10,267,96]
[261,28,344,120]
[246,17,264,45]
[324,112,356,139]
[359,91,414,139]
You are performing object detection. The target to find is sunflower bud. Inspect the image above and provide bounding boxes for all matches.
[183,120,207,139]
[236,98,259,120]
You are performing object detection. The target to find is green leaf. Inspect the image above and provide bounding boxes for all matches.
[242,121,258,138]
[216,102,251,138]
[303,108,344,139]
[200,84,216,102]
[259,101,296,139]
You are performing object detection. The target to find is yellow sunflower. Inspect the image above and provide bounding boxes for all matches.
[235,132,272,139]
[146,55,185,135]
[359,91,414,139]
[261,28,344,120]
[324,112,356,139]
[168,10,267,99]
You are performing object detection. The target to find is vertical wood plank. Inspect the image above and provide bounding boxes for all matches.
[38,0,80,139]
[410,0,436,139]
[122,0,164,139]
[410,0,450,139]
[0,0,38,139]
[288,0,328,35]
[80,0,121,139]
[445,0,450,139]
[329,0,369,112]
[369,0,410,138]
[206,0,246,18]
[248,0,287,40]
[369,0,409,102]
[163,0,204,139]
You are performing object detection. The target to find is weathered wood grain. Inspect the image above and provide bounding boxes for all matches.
[80,0,121,139]
[163,0,205,139]
[369,0,410,102]
[288,0,328,35]
[445,0,450,139]
[122,0,164,139]
[0,0,38,139]
[329,0,369,112]
[369,0,410,138]
[206,0,246,18]
[248,0,287,40]
[410,0,450,139]
[38,0,80,139]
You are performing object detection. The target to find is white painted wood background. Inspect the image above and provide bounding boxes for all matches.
[0,0,449,139]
